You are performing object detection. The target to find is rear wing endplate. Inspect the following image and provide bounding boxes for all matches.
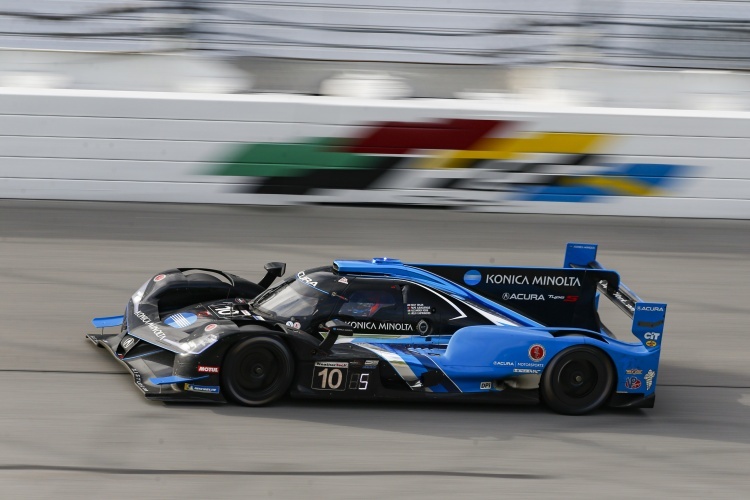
[564,242,666,350]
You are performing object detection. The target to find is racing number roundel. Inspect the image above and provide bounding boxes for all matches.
[529,344,546,362]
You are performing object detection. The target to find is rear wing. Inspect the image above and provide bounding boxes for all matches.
[564,243,666,350]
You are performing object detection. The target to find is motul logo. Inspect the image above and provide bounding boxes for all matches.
[197,366,219,373]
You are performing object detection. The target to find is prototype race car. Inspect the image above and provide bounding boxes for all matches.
[87,243,666,415]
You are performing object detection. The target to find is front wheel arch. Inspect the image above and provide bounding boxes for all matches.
[221,335,295,406]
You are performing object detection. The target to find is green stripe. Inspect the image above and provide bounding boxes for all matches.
[211,138,377,177]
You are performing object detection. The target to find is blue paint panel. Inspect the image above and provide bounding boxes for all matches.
[92,315,124,328]
[632,302,667,351]
[563,242,598,268]
[149,375,208,386]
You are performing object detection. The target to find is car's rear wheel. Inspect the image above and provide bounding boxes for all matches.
[541,346,614,415]
[222,336,294,406]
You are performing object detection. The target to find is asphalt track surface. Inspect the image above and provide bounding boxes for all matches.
[1,200,749,499]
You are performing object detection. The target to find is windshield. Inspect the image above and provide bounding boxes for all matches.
[251,268,347,324]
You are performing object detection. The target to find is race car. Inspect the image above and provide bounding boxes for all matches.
[87,243,666,415]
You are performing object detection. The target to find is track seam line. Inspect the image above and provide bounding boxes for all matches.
[0,465,549,479]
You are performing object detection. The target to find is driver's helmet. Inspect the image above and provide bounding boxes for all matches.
[340,290,395,317]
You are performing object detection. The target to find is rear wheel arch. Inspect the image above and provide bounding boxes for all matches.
[540,345,616,415]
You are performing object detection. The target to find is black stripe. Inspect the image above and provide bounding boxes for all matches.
[248,156,404,195]
[408,349,462,393]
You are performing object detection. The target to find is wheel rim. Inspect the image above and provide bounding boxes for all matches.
[235,347,282,394]
[544,347,613,414]
[557,359,598,399]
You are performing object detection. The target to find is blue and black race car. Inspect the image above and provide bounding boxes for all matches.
[88,243,666,415]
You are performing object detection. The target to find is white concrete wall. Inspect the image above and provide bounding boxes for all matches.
[1,88,748,218]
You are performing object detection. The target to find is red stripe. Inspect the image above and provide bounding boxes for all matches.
[344,119,505,155]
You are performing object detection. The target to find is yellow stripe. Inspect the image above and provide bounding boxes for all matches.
[562,176,656,196]
[417,133,607,168]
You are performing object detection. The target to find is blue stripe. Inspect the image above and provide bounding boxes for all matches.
[148,375,209,386]
[92,315,124,328]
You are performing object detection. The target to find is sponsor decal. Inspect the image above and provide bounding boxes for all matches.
[407,303,432,315]
[197,366,219,374]
[486,275,581,287]
[135,311,167,341]
[210,303,246,317]
[131,368,149,392]
[347,321,414,332]
[645,340,657,347]
[164,312,197,329]
[416,319,430,335]
[502,293,545,301]
[493,361,544,369]
[638,305,665,312]
[153,274,166,282]
[182,333,218,352]
[463,270,482,286]
[315,361,349,369]
[625,368,643,375]
[480,381,492,390]
[338,277,348,284]
[624,376,642,390]
[363,360,379,369]
[297,270,318,287]
[234,298,247,304]
[644,332,660,348]
[184,383,220,394]
[644,369,655,390]
[546,294,579,302]
[612,292,636,312]
[121,336,135,349]
[528,344,546,362]
[513,368,541,374]
[205,323,218,332]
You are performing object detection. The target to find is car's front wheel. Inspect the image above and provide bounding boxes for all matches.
[222,336,294,406]
[541,346,614,415]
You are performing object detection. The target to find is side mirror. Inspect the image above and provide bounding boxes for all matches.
[258,262,286,289]
[318,319,354,353]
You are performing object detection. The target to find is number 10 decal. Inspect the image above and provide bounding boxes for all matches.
[311,362,370,391]
[316,367,345,390]
[312,362,348,391]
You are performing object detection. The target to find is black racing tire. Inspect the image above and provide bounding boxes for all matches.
[222,336,294,406]
[541,346,614,415]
